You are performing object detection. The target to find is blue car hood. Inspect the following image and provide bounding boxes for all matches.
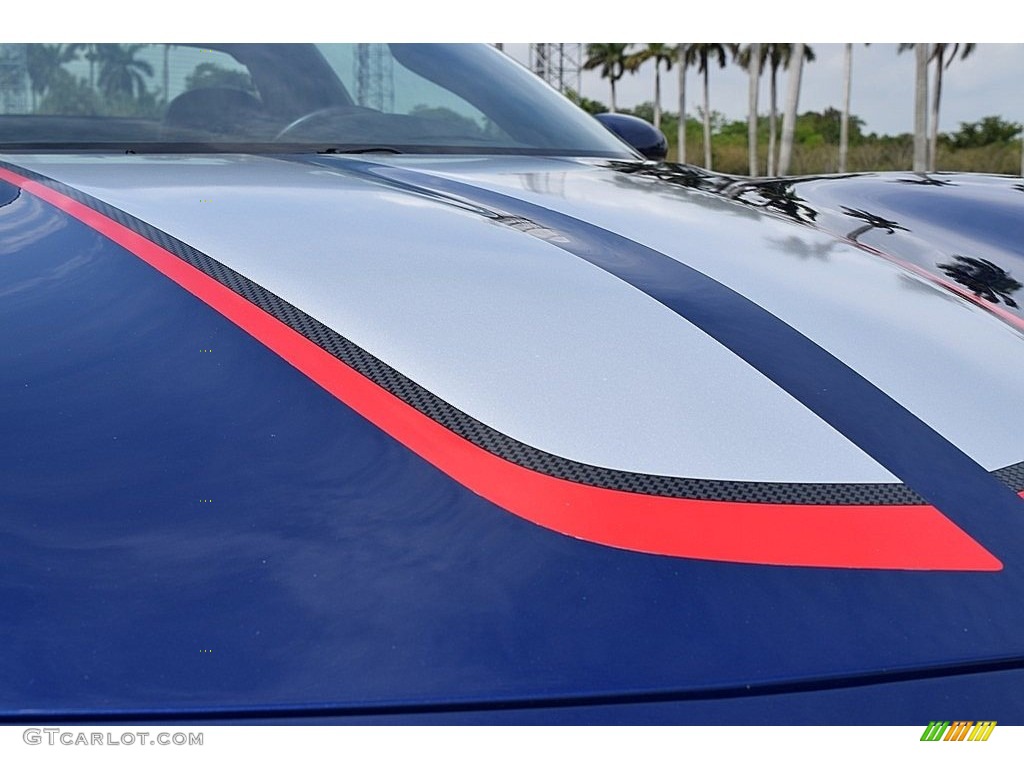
[1,154,1023,722]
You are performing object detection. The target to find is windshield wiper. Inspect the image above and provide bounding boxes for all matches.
[317,146,404,155]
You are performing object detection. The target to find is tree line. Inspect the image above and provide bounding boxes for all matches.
[581,43,1023,176]
[26,44,159,116]
[23,44,251,119]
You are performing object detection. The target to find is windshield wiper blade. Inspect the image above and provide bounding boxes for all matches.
[317,146,404,155]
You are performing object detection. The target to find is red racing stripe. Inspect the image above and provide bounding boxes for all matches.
[0,166,1002,571]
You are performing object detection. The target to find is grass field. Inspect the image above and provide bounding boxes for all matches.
[668,139,1023,177]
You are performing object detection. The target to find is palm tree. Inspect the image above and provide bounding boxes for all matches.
[583,44,631,113]
[87,45,98,89]
[25,44,79,111]
[839,44,853,173]
[163,45,171,105]
[686,43,735,170]
[762,44,815,176]
[778,43,808,176]
[738,44,763,175]
[626,44,675,130]
[899,44,930,172]
[928,43,976,171]
[96,44,154,100]
[676,44,689,164]
[838,44,872,173]
[900,43,977,172]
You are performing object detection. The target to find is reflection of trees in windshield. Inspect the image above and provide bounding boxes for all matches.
[938,255,1022,308]
[840,206,909,241]
[96,44,153,99]
[27,44,76,109]
[185,62,255,95]
[25,43,162,118]
[37,70,101,116]
[409,105,480,135]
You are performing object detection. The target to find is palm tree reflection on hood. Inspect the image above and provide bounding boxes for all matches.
[939,255,1022,308]
[612,161,722,192]
[840,206,909,241]
[894,173,958,187]
[766,234,841,260]
[733,180,819,226]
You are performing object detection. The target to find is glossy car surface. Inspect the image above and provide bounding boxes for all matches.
[1,43,1023,724]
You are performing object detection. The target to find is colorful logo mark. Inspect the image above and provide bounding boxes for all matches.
[920,721,996,741]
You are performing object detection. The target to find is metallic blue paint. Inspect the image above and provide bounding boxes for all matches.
[124,666,1024,725]
[3,174,1024,723]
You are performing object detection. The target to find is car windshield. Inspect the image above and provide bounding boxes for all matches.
[0,43,635,157]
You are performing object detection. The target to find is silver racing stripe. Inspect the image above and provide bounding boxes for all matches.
[8,153,1019,487]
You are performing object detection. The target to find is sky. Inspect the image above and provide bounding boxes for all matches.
[501,43,1024,138]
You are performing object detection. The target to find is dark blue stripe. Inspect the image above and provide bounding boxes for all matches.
[305,155,1024,555]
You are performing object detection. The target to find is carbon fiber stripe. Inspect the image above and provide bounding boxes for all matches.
[4,159,1022,506]
[996,462,1024,494]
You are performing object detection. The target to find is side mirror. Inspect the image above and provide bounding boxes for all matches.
[594,113,668,162]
